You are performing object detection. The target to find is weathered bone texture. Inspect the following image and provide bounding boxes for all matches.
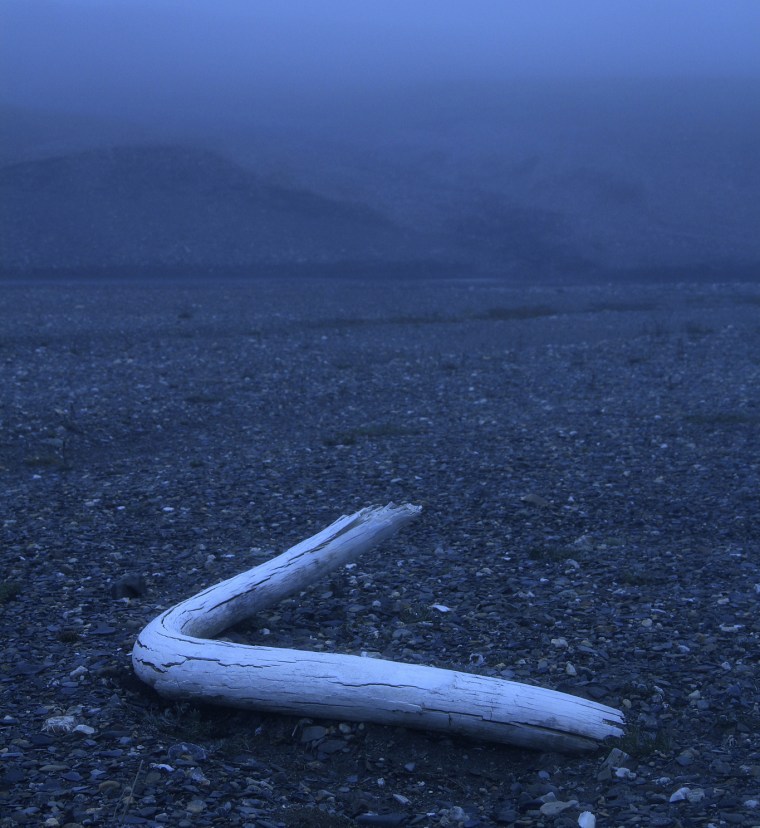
[133,503,624,752]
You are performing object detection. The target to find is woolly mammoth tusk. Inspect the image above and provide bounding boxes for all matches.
[132,503,624,752]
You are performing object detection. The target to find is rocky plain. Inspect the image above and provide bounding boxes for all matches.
[1,274,759,827]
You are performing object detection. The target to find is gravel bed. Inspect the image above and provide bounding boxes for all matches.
[1,276,759,827]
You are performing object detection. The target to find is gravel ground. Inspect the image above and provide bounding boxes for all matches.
[1,276,760,827]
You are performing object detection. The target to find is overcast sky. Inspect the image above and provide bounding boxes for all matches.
[2,0,759,126]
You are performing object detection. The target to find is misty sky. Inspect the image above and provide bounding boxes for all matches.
[2,0,760,127]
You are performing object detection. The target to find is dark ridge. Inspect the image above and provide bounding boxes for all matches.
[0,145,417,272]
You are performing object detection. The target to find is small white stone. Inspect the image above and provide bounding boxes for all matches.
[565,662,577,676]
[669,786,691,803]
[540,799,578,817]
[551,637,568,648]
[578,813,596,828]
[74,724,95,736]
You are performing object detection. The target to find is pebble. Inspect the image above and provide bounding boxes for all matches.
[187,767,210,786]
[167,742,207,763]
[110,573,146,599]
[300,725,328,743]
[493,806,517,824]
[356,814,407,826]
[551,637,569,648]
[669,786,691,803]
[676,749,696,766]
[540,799,579,817]
[439,806,467,826]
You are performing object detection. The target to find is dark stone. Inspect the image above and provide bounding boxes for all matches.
[111,574,147,599]
[317,739,346,755]
[676,750,695,766]
[720,814,748,825]
[1,766,25,787]
[100,729,132,739]
[711,759,733,775]
[300,725,328,743]
[90,625,117,635]
[493,806,518,824]
[12,663,46,676]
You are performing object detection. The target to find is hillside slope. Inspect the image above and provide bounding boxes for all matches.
[0,145,420,274]
[2,78,759,281]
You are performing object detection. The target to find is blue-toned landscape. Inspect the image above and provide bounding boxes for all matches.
[2,2,760,826]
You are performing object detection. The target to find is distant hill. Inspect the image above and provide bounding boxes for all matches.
[275,77,760,280]
[0,145,421,274]
[2,78,759,282]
